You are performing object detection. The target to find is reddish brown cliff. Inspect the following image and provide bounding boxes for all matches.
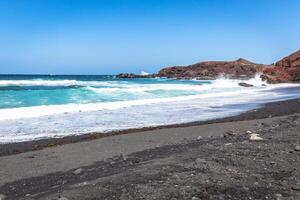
[261,50,300,83]
[117,50,300,83]
[158,59,268,80]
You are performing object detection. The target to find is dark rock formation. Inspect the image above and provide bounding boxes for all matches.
[261,50,300,83]
[116,73,157,78]
[158,59,269,80]
[238,82,254,87]
[117,50,300,83]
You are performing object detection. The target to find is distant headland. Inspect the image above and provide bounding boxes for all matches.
[117,50,300,84]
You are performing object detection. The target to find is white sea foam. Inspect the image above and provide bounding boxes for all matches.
[0,75,298,122]
[86,74,268,93]
[0,74,264,88]
[0,91,249,120]
[0,79,127,87]
[0,81,298,121]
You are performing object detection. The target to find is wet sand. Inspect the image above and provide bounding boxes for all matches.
[0,99,300,199]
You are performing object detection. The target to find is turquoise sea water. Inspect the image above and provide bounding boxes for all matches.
[0,74,300,143]
[0,75,210,109]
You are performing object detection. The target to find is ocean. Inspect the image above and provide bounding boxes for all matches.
[0,74,300,143]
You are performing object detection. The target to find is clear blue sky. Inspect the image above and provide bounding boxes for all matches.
[0,0,299,75]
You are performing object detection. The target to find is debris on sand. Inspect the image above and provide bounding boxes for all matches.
[249,133,263,141]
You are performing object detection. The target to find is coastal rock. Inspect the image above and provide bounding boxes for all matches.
[117,50,300,83]
[261,50,300,83]
[158,58,268,79]
[116,73,157,78]
[159,50,300,83]
[238,82,254,87]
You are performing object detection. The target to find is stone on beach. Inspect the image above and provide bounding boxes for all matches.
[224,131,237,137]
[73,168,83,175]
[197,136,203,140]
[0,194,6,200]
[291,185,300,191]
[294,145,300,151]
[249,133,263,141]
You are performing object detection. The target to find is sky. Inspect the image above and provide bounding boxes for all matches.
[0,0,299,75]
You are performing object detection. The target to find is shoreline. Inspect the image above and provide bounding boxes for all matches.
[1,97,300,157]
[0,98,299,199]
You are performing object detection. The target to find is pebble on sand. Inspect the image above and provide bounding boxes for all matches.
[223,131,237,138]
[0,194,6,200]
[249,134,263,141]
[294,145,300,151]
[291,185,300,191]
[73,168,83,175]
[197,136,203,140]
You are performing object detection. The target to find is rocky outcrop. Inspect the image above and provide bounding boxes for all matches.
[238,82,254,87]
[158,59,269,80]
[116,73,157,78]
[261,50,300,83]
[116,50,300,83]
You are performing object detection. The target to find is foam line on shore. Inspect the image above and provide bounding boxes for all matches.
[0,81,298,121]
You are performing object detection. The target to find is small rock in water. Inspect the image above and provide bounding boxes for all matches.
[191,197,200,200]
[197,136,203,140]
[238,82,254,87]
[294,145,300,151]
[250,133,263,141]
[0,194,6,200]
[73,168,83,175]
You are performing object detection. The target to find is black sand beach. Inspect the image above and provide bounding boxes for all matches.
[0,99,300,199]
